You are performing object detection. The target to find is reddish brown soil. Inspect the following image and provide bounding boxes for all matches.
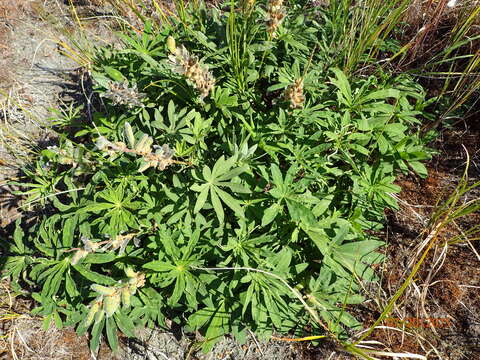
[365,122,480,359]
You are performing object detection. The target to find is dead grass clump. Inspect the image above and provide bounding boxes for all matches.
[400,0,480,70]
[0,92,43,182]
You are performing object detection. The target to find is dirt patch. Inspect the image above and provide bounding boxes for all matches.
[0,0,75,181]
[0,0,27,89]
[355,118,480,359]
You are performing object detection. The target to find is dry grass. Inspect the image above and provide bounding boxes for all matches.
[357,147,480,359]
[0,280,93,360]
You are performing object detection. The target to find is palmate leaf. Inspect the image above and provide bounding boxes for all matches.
[41,262,68,298]
[143,237,201,309]
[305,222,384,282]
[29,260,69,299]
[192,156,249,223]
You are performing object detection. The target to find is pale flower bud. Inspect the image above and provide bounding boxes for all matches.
[124,122,136,148]
[167,36,176,54]
[121,287,131,307]
[91,284,116,296]
[125,267,136,278]
[71,249,88,265]
[85,301,101,327]
[104,293,121,317]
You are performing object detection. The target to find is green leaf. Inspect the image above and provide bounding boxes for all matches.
[42,265,65,297]
[114,311,136,338]
[83,253,117,264]
[53,311,63,329]
[62,216,77,248]
[330,68,352,106]
[65,271,79,298]
[194,187,209,213]
[90,316,105,352]
[377,134,389,154]
[221,182,251,194]
[270,164,283,186]
[189,303,228,353]
[216,166,248,182]
[73,265,117,285]
[143,261,175,272]
[42,314,52,331]
[106,317,119,351]
[286,199,315,224]
[262,203,281,226]
[335,240,384,259]
[202,166,212,181]
[215,187,244,217]
[384,123,407,138]
[104,66,125,82]
[358,89,400,104]
[13,219,25,253]
[170,273,185,305]
[409,161,428,178]
[210,188,224,223]
[76,202,114,214]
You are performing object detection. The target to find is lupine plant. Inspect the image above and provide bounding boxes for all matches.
[2,0,435,354]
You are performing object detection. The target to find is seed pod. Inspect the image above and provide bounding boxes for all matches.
[85,301,101,327]
[91,284,116,296]
[124,122,135,148]
[125,267,136,278]
[104,293,121,317]
[95,136,110,151]
[121,287,131,307]
[167,36,176,54]
[71,249,88,265]
[94,308,105,324]
[135,134,150,153]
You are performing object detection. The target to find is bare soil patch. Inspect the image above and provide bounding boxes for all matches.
[361,121,480,359]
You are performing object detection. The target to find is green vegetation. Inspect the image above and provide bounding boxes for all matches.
[3,0,479,358]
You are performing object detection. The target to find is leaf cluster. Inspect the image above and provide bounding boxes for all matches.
[2,0,434,353]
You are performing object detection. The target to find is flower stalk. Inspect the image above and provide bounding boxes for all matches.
[95,123,190,172]
[84,269,146,326]
[284,78,305,109]
[167,38,215,100]
[266,0,286,38]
